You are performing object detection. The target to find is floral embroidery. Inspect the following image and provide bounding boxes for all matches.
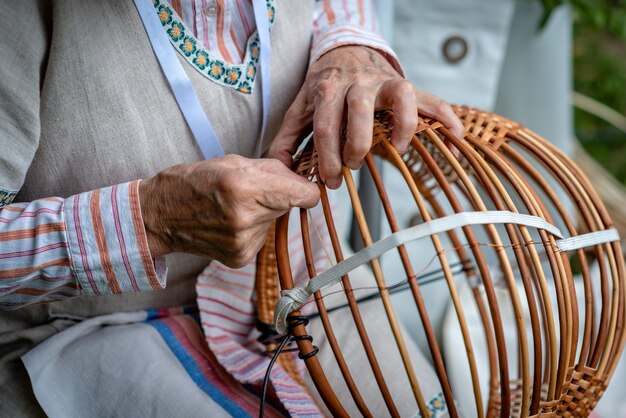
[0,188,17,208]
[153,0,276,94]
[249,40,260,60]
[208,60,225,80]
[167,21,185,41]
[224,68,242,85]
[158,4,172,25]
[238,81,251,93]
[193,50,209,70]
[179,35,197,57]
[245,62,256,79]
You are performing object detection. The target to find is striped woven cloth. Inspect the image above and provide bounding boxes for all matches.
[197,203,333,416]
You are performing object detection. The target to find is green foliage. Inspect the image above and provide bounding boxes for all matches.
[539,0,626,40]
[571,0,626,40]
[540,0,626,186]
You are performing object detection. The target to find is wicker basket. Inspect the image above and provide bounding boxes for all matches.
[257,106,626,418]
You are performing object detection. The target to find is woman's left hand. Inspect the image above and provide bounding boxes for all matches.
[269,45,465,189]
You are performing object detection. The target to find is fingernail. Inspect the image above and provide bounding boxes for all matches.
[396,142,409,153]
[345,158,363,169]
[326,177,341,189]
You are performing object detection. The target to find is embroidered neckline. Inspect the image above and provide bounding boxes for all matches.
[154,0,275,94]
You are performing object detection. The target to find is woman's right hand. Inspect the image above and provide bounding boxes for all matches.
[139,155,320,268]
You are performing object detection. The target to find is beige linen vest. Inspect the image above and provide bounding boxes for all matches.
[4,0,314,331]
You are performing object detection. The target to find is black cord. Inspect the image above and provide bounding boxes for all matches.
[259,315,319,418]
[259,332,290,418]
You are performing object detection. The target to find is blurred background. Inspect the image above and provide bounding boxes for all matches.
[570,0,626,185]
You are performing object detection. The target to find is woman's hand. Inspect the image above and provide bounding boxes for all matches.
[139,155,320,267]
[269,45,465,189]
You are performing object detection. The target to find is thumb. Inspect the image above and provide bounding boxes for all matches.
[268,88,313,167]
[286,179,320,209]
[256,171,320,211]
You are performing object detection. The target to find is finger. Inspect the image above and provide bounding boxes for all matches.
[376,79,418,152]
[343,84,376,169]
[414,88,465,141]
[313,79,345,189]
[268,88,313,167]
[255,171,320,211]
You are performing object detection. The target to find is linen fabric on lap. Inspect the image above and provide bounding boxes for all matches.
[23,309,288,418]
[21,298,448,417]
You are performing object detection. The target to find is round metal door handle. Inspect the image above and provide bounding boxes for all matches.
[442,35,469,64]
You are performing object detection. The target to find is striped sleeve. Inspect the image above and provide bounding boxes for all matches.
[0,181,166,310]
[311,0,402,73]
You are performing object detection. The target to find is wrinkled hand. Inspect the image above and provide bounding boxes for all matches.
[269,45,465,189]
[139,155,320,267]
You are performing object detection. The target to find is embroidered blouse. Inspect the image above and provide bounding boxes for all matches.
[0,0,399,307]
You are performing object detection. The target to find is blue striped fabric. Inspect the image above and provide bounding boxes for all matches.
[147,318,252,418]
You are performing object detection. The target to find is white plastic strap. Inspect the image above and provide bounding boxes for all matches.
[555,228,620,252]
[134,0,224,159]
[252,0,272,157]
[275,210,563,332]
[274,211,623,332]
